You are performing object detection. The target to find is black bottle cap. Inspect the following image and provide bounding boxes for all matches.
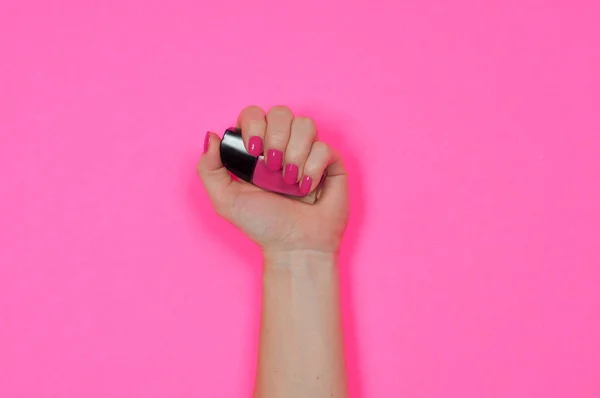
[219,128,258,182]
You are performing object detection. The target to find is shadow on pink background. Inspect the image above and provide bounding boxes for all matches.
[1,1,599,397]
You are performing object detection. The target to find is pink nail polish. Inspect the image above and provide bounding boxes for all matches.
[267,149,283,171]
[204,131,210,153]
[220,128,323,204]
[284,164,299,184]
[300,175,313,196]
[248,136,262,157]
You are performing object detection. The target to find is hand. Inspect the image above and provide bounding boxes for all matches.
[197,105,349,255]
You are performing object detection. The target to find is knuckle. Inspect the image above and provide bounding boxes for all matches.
[245,118,266,132]
[267,129,289,144]
[265,126,291,146]
[293,116,316,131]
[293,118,317,141]
[304,142,331,174]
[267,105,294,120]
[239,106,266,131]
[240,105,264,116]
[312,141,330,157]
[285,148,304,163]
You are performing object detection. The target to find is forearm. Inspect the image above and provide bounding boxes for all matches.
[254,250,348,398]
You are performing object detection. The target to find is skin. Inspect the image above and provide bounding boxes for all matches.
[198,105,349,398]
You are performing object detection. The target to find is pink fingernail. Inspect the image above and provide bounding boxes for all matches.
[284,164,299,184]
[267,149,283,171]
[204,131,210,153]
[299,175,313,196]
[248,136,263,157]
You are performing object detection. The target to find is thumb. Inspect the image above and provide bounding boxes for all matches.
[197,131,238,214]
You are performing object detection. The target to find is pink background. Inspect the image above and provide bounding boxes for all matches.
[1,1,599,397]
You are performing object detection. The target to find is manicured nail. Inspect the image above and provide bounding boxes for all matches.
[284,164,299,184]
[267,149,283,171]
[248,136,263,157]
[204,131,210,153]
[299,175,313,196]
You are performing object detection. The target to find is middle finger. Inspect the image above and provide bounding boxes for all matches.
[264,106,294,171]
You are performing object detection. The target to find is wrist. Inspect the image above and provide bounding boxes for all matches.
[262,249,338,271]
[261,249,340,296]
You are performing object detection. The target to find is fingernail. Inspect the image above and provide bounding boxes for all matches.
[284,164,299,184]
[248,136,263,157]
[299,175,313,196]
[267,149,283,171]
[204,131,210,153]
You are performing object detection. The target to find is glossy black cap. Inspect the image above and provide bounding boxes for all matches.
[219,128,258,182]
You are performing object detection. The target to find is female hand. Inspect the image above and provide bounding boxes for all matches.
[198,105,350,397]
[197,105,349,256]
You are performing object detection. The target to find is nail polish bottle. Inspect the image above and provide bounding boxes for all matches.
[220,128,323,204]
